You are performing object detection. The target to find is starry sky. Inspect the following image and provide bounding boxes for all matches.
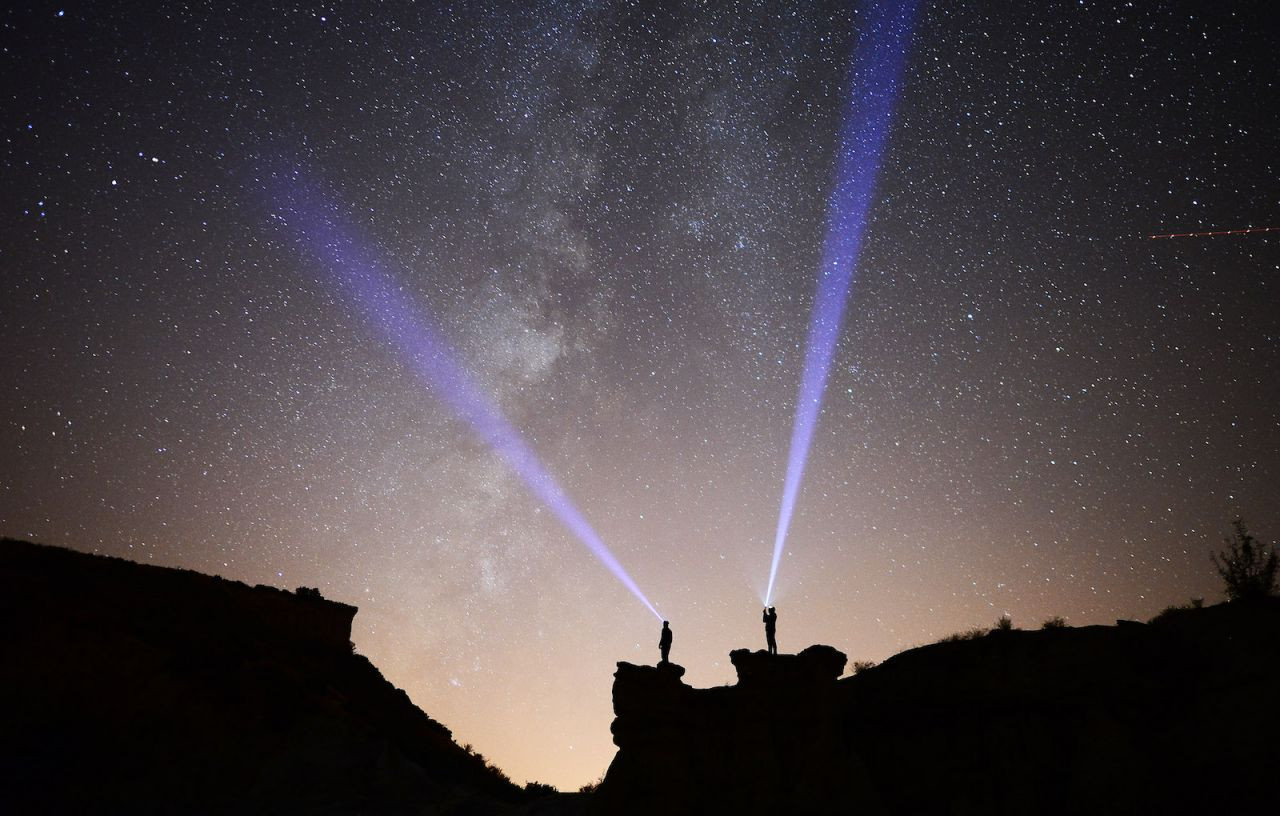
[3,0,1277,790]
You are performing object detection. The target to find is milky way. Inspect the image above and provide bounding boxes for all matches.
[3,1,1277,788]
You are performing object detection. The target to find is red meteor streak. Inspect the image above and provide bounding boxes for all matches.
[1149,225,1280,239]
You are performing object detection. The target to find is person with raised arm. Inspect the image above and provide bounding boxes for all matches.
[763,607,778,655]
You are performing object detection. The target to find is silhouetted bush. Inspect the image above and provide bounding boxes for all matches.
[296,586,323,599]
[524,781,558,797]
[939,627,987,643]
[485,761,511,784]
[1212,518,1278,601]
[1149,598,1206,624]
[994,615,1013,631]
[1041,616,1067,629]
[850,660,878,675]
[578,774,604,794]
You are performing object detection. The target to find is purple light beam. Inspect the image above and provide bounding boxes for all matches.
[765,0,920,606]
[271,180,663,621]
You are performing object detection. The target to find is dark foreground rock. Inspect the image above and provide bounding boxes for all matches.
[596,602,1280,815]
[601,645,851,814]
[9,535,1279,815]
[0,538,540,815]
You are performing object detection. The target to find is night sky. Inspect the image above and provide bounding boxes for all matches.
[3,0,1277,789]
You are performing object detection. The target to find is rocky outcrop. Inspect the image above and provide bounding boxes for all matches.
[0,538,530,814]
[728,643,847,686]
[596,602,1280,815]
[598,645,852,814]
[1,536,359,653]
[10,535,1279,815]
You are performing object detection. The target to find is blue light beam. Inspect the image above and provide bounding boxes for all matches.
[765,0,920,606]
[272,179,663,621]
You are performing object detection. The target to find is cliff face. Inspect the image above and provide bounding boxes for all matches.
[2,536,359,652]
[596,603,1280,816]
[600,646,851,814]
[10,535,1278,815]
[0,538,527,815]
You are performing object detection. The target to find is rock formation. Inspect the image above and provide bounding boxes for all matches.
[8,534,1280,815]
[599,645,851,814]
[0,538,533,814]
[596,602,1280,815]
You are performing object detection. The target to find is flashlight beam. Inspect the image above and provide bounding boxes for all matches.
[271,179,663,621]
[765,0,920,606]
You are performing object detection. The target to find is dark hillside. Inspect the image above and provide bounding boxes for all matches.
[8,534,1277,815]
[597,602,1280,815]
[0,538,530,814]
[841,606,1280,815]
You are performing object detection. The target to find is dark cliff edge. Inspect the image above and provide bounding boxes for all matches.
[9,534,1277,815]
[596,603,1280,815]
[0,538,539,815]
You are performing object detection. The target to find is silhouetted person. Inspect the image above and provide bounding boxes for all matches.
[763,607,778,655]
[659,621,672,663]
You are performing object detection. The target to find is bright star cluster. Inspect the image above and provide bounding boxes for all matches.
[2,0,1276,790]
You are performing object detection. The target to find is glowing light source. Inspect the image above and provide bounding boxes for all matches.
[272,179,663,621]
[764,0,920,606]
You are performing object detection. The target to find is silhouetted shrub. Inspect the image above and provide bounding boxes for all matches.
[1212,518,1278,601]
[850,660,878,675]
[939,627,987,643]
[578,774,604,794]
[485,761,511,784]
[524,781,558,797]
[1150,598,1207,624]
[994,615,1013,631]
[1041,616,1067,629]
[296,586,323,600]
